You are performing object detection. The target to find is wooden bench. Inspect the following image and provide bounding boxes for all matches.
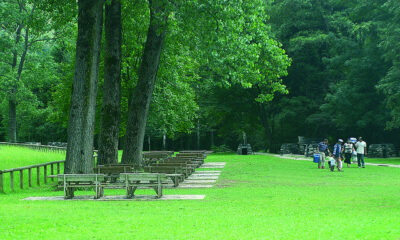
[143,152,172,165]
[57,174,105,199]
[94,165,136,183]
[94,165,134,175]
[170,157,203,168]
[57,173,167,199]
[107,173,167,198]
[152,163,194,177]
[178,150,207,158]
[144,166,185,186]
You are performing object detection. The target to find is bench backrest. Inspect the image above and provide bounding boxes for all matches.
[57,174,105,183]
[94,165,133,174]
[119,173,167,181]
[167,158,193,164]
[144,166,182,174]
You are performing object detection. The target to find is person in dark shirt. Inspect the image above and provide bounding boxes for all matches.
[333,139,344,171]
[317,139,331,169]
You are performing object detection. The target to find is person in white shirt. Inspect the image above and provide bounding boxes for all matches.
[343,139,355,168]
[355,137,367,168]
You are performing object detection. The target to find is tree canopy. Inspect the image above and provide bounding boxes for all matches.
[0,0,398,157]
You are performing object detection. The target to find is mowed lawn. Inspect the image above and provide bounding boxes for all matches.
[0,145,65,169]
[0,152,400,239]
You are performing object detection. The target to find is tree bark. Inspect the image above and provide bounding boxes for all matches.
[196,119,200,150]
[258,103,273,151]
[8,15,24,143]
[65,0,104,174]
[8,99,17,142]
[8,3,35,143]
[97,0,122,165]
[121,0,168,166]
[162,133,166,150]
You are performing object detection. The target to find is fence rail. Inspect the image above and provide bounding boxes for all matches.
[0,142,67,152]
[0,160,65,193]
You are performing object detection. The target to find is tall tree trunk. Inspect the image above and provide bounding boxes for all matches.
[258,103,273,151]
[8,3,35,143]
[8,99,17,142]
[210,130,214,147]
[8,18,24,143]
[97,0,122,165]
[162,133,166,150]
[65,0,104,174]
[196,119,200,150]
[121,0,168,166]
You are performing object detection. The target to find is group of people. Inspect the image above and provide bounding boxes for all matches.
[316,137,367,172]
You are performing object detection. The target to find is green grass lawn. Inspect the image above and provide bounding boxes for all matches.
[366,157,400,165]
[1,151,399,239]
[0,145,65,169]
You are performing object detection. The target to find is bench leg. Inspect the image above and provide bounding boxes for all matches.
[157,175,162,198]
[132,186,137,197]
[95,187,103,199]
[65,187,74,199]
[126,186,137,198]
[126,187,132,198]
[173,176,179,187]
[156,186,162,198]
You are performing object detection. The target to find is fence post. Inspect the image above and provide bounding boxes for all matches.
[28,168,32,187]
[0,171,3,193]
[20,170,23,189]
[44,165,47,184]
[10,171,14,191]
[37,167,40,186]
[57,162,60,174]
[51,164,54,181]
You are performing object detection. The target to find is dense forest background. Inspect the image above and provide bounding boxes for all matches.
[0,0,399,152]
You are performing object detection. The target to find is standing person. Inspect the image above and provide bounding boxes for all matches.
[333,139,344,171]
[317,139,330,169]
[350,137,358,163]
[355,137,367,168]
[344,139,355,168]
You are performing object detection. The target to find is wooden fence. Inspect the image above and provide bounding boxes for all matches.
[0,160,65,193]
[0,142,98,193]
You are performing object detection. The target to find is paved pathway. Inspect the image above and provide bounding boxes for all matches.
[255,153,400,168]
[24,195,206,201]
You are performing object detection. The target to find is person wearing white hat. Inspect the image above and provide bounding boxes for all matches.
[333,139,344,171]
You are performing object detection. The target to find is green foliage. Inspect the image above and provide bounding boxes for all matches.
[210,144,233,153]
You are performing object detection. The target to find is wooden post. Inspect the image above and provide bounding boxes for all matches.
[37,167,40,186]
[57,162,60,174]
[28,168,32,187]
[44,165,47,184]
[0,171,3,193]
[10,171,14,191]
[20,170,23,189]
[51,164,54,181]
